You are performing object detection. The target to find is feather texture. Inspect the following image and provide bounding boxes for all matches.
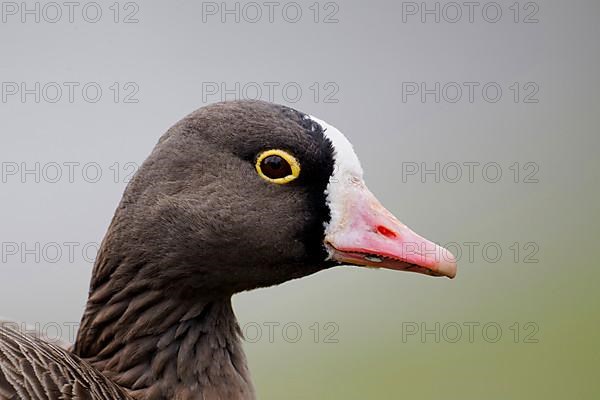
[0,325,132,399]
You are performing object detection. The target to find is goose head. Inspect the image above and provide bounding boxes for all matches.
[96,100,456,301]
[72,100,458,399]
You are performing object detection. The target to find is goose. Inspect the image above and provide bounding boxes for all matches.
[0,100,457,400]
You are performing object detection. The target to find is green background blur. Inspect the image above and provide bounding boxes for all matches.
[1,0,598,398]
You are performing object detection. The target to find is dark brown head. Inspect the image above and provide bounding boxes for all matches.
[91,100,456,301]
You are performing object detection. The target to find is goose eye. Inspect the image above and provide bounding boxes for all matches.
[255,149,301,184]
[262,156,291,178]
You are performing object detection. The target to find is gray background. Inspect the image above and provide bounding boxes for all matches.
[1,0,599,398]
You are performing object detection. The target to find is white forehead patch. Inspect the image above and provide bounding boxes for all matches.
[308,115,363,179]
[308,115,363,257]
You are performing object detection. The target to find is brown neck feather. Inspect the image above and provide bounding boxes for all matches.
[73,256,255,400]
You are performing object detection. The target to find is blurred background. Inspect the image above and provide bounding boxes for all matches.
[1,0,598,398]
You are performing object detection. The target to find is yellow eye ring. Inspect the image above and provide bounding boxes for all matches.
[255,149,301,184]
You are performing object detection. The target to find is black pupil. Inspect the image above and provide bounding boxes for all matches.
[261,155,292,179]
